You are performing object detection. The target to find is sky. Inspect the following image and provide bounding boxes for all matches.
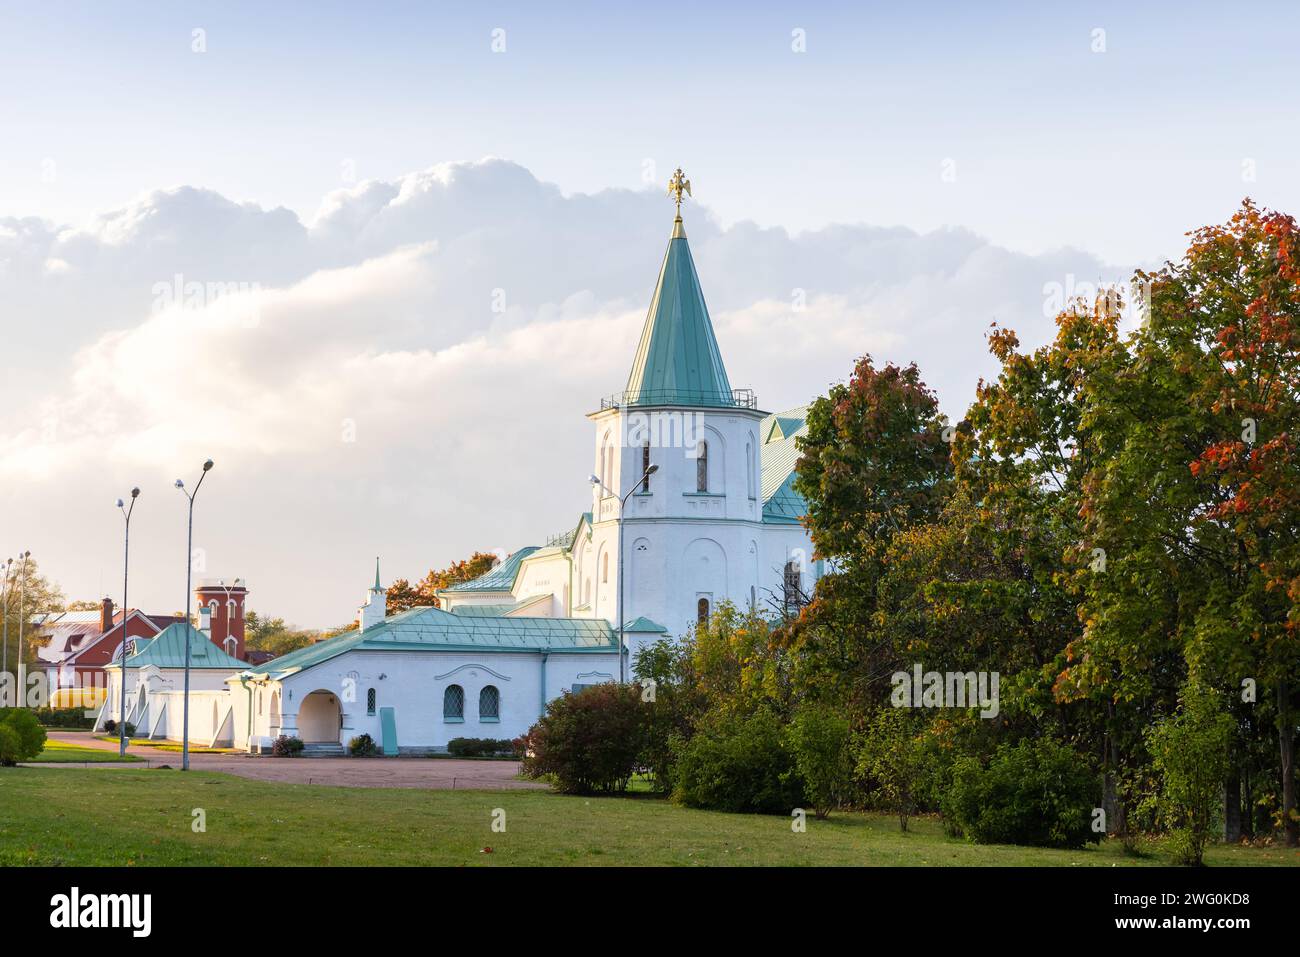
[2,1,1298,628]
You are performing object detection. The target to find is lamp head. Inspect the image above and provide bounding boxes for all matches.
[588,474,600,486]
[647,464,659,475]
[130,487,140,498]
[202,459,214,471]
[174,479,184,489]
[115,498,125,508]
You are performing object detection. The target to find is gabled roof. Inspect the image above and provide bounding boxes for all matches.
[31,609,103,627]
[244,606,617,681]
[60,609,165,666]
[623,220,734,407]
[623,616,668,633]
[759,405,811,525]
[106,623,246,671]
[440,546,538,594]
[449,594,550,617]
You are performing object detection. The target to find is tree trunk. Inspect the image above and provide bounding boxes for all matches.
[1241,768,1255,840]
[1224,773,1242,844]
[1280,681,1297,848]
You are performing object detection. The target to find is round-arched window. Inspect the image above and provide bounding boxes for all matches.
[443,684,464,719]
[480,685,500,720]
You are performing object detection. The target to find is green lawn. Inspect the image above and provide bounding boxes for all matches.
[28,740,142,764]
[1,767,1296,867]
[94,736,236,754]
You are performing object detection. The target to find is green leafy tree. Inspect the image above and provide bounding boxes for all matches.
[2,559,67,671]
[856,706,929,831]
[243,611,318,657]
[1146,683,1235,865]
[791,356,952,711]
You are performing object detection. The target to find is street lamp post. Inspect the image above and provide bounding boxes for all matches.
[16,551,30,677]
[589,463,658,684]
[1,557,13,681]
[115,488,140,756]
[175,459,213,771]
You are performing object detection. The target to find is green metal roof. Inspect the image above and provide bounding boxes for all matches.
[106,623,246,671]
[760,406,811,524]
[450,595,549,617]
[450,602,521,617]
[623,616,668,633]
[441,546,538,593]
[623,223,734,407]
[245,606,617,681]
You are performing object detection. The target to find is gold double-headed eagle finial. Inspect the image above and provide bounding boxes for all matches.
[667,167,691,217]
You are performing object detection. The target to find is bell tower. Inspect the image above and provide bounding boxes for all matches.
[585,168,766,643]
[194,578,248,660]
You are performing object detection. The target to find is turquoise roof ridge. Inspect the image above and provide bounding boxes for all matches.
[623,220,734,407]
[441,546,539,594]
[245,605,617,681]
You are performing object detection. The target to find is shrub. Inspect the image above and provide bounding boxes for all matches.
[856,707,930,831]
[785,704,853,819]
[271,735,304,757]
[447,737,517,758]
[942,738,1100,848]
[0,709,48,765]
[32,707,95,729]
[671,709,804,814]
[520,684,645,793]
[1145,683,1234,866]
[122,722,136,739]
[103,719,116,733]
[348,733,377,756]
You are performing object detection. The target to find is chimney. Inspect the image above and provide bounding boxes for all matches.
[100,597,114,634]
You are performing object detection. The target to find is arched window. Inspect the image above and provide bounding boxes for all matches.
[479,685,500,720]
[443,684,464,720]
[602,553,609,583]
[696,441,708,492]
[641,443,651,492]
[697,597,710,626]
[746,441,755,498]
[367,688,377,715]
[224,636,237,656]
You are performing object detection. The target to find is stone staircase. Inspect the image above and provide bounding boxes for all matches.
[300,742,345,758]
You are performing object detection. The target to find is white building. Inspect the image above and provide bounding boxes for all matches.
[98,622,247,746]
[213,197,819,754]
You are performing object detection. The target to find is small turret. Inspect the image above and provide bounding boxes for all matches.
[357,557,387,631]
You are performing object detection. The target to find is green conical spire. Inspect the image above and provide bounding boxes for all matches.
[623,215,733,407]
[373,557,382,591]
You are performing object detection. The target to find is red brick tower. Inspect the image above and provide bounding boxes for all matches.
[194,579,248,660]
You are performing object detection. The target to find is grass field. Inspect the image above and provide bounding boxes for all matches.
[2,767,1297,866]
[28,741,142,764]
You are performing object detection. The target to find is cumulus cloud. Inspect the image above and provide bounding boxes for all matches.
[0,158,1128,626]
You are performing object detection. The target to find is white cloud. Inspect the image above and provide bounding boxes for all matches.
[0,159,1127,627]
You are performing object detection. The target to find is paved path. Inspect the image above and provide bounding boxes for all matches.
[40,731,544,791]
